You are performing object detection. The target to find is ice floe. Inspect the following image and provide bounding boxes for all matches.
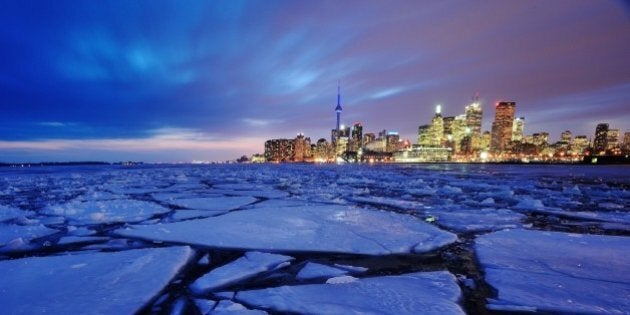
[43,199,170,224]
[190,251,293,294]
[115,205,457,255]
[476,229,630,313]
[0,246,193,314]
[296,262,350,281]
[235,271,464,314]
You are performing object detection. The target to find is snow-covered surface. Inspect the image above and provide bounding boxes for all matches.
[0,246,193,314]
[426,208,527,232]
[236,271,464,314]
[0,163,628,313]
[43,199,170,224]
[115,205,457,255]
[476,229,630,313]
[190,251,294,294]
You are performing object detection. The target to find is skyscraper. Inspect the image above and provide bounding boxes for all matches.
[490,101,516,153]
[593,123,609,154]
[465,95,482,136]
[512,117,525,142]
[429,105,444,147]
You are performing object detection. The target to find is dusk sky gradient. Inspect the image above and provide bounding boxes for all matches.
[1,0,629,162]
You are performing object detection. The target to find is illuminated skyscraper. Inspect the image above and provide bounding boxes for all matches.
[512,117,525,142]
[623,132,630,153]
[593,123,609,153]
[430,105,444,147]
[607,128,620,149]
[465,95,483,136]
[490,101,516,153]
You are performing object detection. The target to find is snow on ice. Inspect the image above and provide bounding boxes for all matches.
[0,246,193,314]
[115,205,457,255]
[235,271,464,314]
[190,251,294,294]
[476,229,630,313]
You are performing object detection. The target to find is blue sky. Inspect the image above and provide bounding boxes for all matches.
[1,0,629,162]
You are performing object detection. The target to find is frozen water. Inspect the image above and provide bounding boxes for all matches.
[43,199,170,224]
[426,208,527,232]
[1,163,628,313]
[296,262,350,280]
[0,246,193,314]
[115,205,457,255]
[0,224,57,247]
[236,271,464,314]
[0,205,34,222]
[190,251,294,294]
[476,229,630,313]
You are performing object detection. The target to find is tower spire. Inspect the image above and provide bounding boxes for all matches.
[335,82,343,132]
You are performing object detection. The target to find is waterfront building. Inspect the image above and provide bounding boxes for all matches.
[363,133,375,145]
[572,135,589,154]
[350,122,363,152]
[385,131,400,153]
[429,105,444,147]
[593,123,609,154]
[607,128,620,150]
[561,130,572,143]
[293,133,312,162]
[532,132,549,147]
[394,145,451,162]
[490,101,516,153]
[512,117,525,142]
[417,124,430,146]
[623,132,630,153]
[264,139,294,162]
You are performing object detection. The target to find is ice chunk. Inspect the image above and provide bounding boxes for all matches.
[427,208,527,232]
[43,199,170,224]
[0,205,33,222]
[190,251,293,294]
[296,262,349,281]
[476,229,630,313]
[513,196,544,210]
[0,224,57,247]
[115,205,457,255]
[236,271,464,314]
[0,246,193,314]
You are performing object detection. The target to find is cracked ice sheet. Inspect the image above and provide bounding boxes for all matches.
[427,208,528,232]
[476,229,630,313]
[43,199,170,224]
[296,262,350,280]
[114,205,457,255]
[190,251,293,294]
[0,246,193,314]
[235,271,464,315]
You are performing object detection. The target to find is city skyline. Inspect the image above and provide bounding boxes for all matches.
[1,1,629,162]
